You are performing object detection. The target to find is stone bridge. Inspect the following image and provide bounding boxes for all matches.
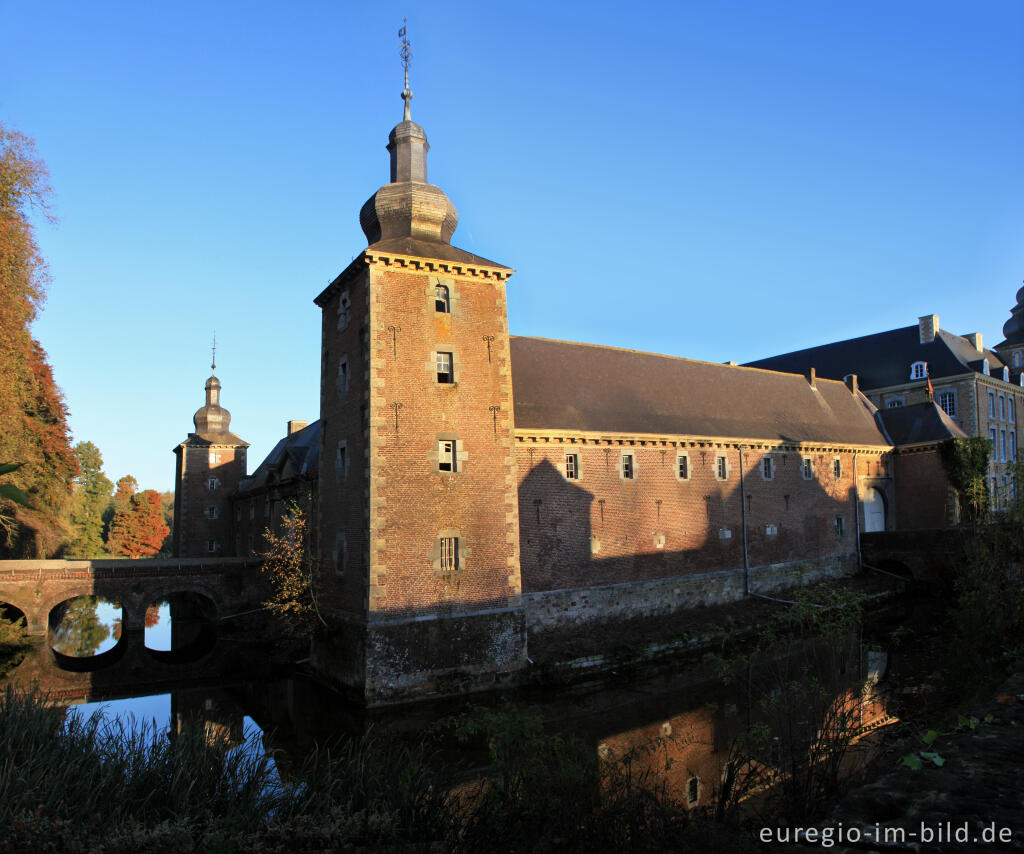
[860,529,980,583]
[0,557,266,637]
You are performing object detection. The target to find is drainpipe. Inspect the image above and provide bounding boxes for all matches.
[854,451,862,569]
[739,445,750,596]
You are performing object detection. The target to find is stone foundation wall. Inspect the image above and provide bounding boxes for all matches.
[523,554,857,632]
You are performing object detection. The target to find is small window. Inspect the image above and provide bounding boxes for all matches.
[910,361,926,380]
[687,776,699,807]
[337,289,351,330]
[1010,399,1016,424]
[209,451,220,465]
[801,457,813,480]
[206,540,217,553]
[677,454,690,480]
[1000,429,1007,463]
[835,516,845,537]
[435,284,450,313]
[336,441,348,480]
[938,390,956,418]
[1014,351,1023,369]
[999,395,1006,421]
[622,453,634,480]
[1011,431,1017,462]
[438,440,458,472]
[716,455,728,480]
[1004,366,1011,382]
[761,456,773,481]
[833,457,842,479]
[206,477,220,491]
[982,359,990,376]
[436,351,453,383]
[990,427,998,462]
[337,356,349,396]
[204,505,219,520]
[886,397,904,409]
[765,524,778,536]
[440,536,459,572]
[565,453,579,480]
[989,391,997,418]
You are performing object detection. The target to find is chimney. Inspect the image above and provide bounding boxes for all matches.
[965,332,983,352]
[287,420,308,435]
[918,314,939,344]
[806,367,816,389]
[844,373,859,396]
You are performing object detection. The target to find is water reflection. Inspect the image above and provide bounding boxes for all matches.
[145,594,218,661]
[49,596,121,657]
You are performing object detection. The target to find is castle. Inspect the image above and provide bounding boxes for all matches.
[173,79,996,705]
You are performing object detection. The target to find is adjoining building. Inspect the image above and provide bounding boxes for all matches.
[745,311,1021,509]
[173,81,966,705]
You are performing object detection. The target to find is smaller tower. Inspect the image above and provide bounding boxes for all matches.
[173,350,249,557]
[994,281,1024,372]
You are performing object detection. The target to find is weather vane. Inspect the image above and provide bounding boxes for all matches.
[211,332,217,373]
[399,18,413,121]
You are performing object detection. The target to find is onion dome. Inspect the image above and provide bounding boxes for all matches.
[193,362,232,436]
[359,75,458,245]
[1002,283,1024,345]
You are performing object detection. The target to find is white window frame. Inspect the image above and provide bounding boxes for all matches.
[1004,366,1011,382]
[909,361,927,380]
[436,351,454,384]
[565,452,579,480]
[715,454,728,481]
[434,283,450,313]
[438,439,458,473]
[206,476,220,491]
[982,358,990,376]
[209,451,221,465]
[1011,430,1017,462]
[621,453,634,480]
[1000,429,1007,463]
[886,396,904,409]
[801,457,813,480]
[937,389,956,418]
[990,427,998,463]
[989,390,997,418]
[439,536,459,572]
[761,455,774,481]
[999,394,1006,421]
[676,453,690,481]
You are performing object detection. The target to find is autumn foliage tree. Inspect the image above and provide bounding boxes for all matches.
[260,505,325,637]
[0,123,77,556]
[106,482,170,559]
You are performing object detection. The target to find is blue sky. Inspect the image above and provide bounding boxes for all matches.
[3,1,1022,492]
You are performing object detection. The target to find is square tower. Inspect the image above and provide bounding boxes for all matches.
[312,105,525,705]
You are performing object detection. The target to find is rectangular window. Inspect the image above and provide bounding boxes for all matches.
[206,477,220,491]
[440,536,459,571]
[436,351,453,383]
[622,454,634,479]
[435,284,450,313]
[835,516,845,537]
[208,451,220,465]
[1000,395,1006,421]
[802,457,813,480]
[337,290,351,330]
[204,505,219,520]
[206,540,217,553]
[337,356,349,395]
[833,457,842,479]
[1000,429,1007,463]
[687,776,699,807]
[565,453,579,479]
[677,454,689,480]
[886,397,904,409]
[938,390,956,418]
[989,390,996,418]
[1011,431,1017,462]
[438,440,457,472]
[762,457,773,480]
[1010,398,1017,424]
[990,427,998,462]
[716,455,728,480]
[765,524,778,536]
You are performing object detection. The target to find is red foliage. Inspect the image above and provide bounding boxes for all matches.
[107,490,169,559]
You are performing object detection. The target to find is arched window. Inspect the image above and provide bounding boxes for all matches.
[1013,351,1022,369]
[435,284,450,313]
[909,361,927,380]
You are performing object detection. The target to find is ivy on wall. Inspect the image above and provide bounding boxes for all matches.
[938,437,993,524]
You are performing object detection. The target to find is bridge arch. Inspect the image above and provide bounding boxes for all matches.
[0,599,29,629]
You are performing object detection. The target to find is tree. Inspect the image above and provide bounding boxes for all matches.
[0,123,77,557]
[66,442,113,557]
[50,596,110,657]
[260,504,325,637]
[107,485,170,559]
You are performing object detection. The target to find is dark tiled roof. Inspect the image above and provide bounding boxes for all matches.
[237,420,320,495]
[368,238,509,270]
[180,431,249,448]
[876,402,968,446]
[509,337,890,447]
[743,326,1006,388]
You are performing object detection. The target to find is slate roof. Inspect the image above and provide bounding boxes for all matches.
[509,337,890,447]
[876,402,968,446]
[368,237,509,271]
[236,420,320,496]
[743,326,1006,388]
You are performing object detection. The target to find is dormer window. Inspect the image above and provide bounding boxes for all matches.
[982,359,990,376]
[1014,351,1022,369]
[435,284,450,313]
[1004,366,1010,382]
[909,361,927,381]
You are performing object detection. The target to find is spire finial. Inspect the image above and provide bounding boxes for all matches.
[399,19,413,121]
[211,332,217,374]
